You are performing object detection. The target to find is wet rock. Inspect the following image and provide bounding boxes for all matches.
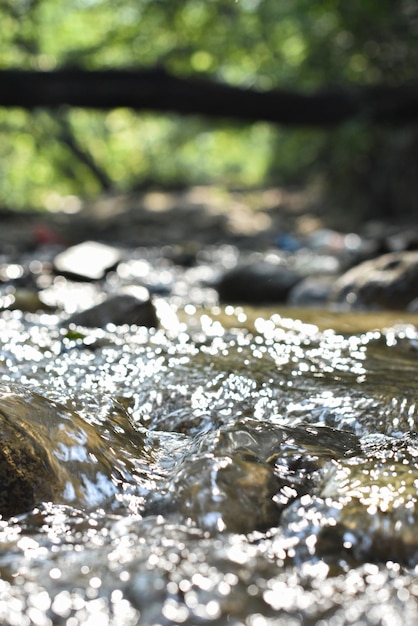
[216,260,300,305]
[150,422,359,535]
[0,383,148,518]
[53,240,121,281]
[330,251,418,310]
[160,430,283,534]
[63,286,158,328]
[316,433,418,566]
[170,450,281,534]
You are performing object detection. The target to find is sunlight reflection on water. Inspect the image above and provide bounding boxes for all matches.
[0,309,417,623]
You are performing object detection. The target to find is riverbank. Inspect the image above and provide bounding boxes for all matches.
[0,185,417,327]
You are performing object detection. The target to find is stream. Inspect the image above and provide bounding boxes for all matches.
[0,299,418,625]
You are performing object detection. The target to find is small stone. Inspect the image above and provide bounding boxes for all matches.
[63,286,158,328]
[53,241,122,281]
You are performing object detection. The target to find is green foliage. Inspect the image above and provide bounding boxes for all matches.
[0,1,417,212]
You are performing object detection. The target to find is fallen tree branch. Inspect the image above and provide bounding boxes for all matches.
[1,68,418,126]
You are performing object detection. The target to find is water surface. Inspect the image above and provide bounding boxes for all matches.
[0,306,417,625]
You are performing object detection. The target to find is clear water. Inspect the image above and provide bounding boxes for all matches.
[0,306,418,625]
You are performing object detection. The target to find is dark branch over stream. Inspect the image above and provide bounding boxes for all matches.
[1,68,418,126]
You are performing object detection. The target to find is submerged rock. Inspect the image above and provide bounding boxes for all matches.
[150,421,360,535]
[166,447,282,534]
[315,433,418,566]
[330,251,418,310]
[0,383,148,518]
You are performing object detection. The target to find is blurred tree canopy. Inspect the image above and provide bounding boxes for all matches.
[0,0,417,217]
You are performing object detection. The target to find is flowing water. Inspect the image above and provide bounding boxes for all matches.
[0,304,418,625]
